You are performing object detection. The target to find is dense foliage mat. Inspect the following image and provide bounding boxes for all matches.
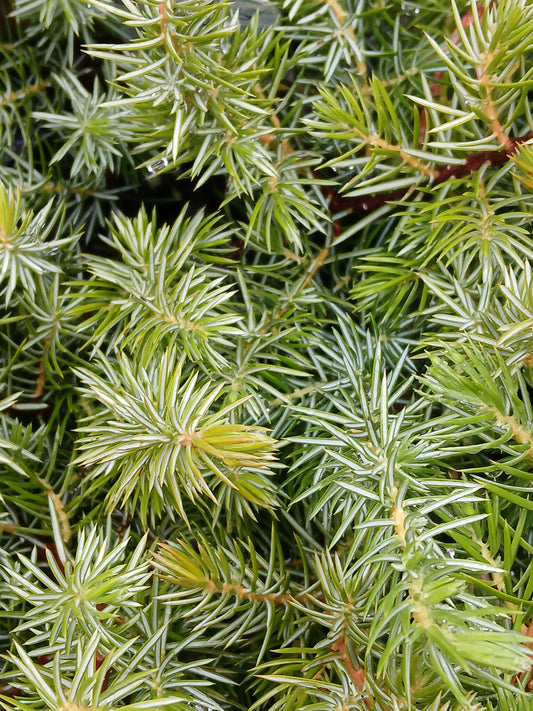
[1,1,533,709]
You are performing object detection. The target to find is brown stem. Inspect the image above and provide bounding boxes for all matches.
[0,79,50,109]
[206,579,309,606]
[36,473,72,543]
[33,182,96,197]
[35,334,54,398]
[327,130,533,218]
[480,68,511,150]
[0,685,26,698]
[331,637,371,707]
[95,650,111,692]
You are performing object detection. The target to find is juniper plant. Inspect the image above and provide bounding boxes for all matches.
[1,0,533,709]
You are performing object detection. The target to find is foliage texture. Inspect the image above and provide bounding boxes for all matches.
[1,0,533,709]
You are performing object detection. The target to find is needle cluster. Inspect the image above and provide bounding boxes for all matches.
[1,1,533,710]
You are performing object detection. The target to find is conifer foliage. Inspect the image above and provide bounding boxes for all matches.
[2,0,533,709]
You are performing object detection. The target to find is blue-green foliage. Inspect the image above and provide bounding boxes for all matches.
[1,1,533,710]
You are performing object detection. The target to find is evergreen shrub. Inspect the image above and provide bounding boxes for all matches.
[1,1,533,709]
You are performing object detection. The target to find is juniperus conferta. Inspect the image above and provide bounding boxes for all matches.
[1,1,533,709]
